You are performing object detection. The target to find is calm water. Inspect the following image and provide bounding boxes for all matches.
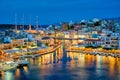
[1,47,120,80]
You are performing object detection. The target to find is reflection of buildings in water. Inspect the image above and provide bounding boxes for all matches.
[16,69,20,77]
[23,66,29,74]
[3,71,14,80]
[1,71,5,80]
[83,54,95,67]
[66,52,120,76]
[96,55,104,68]
[116,58,120,72]
[67,52,97,67]
[67,52,79,68]
[29,58,35,65]
[95,56,120,77]
[2,51,120,80]
[34,47,63,65]
[109,57,116,76]
[85,55,91,63]
[15,67,29,80]
[103,56,109,63]
[21,47,120,79]
[79,53,85,67]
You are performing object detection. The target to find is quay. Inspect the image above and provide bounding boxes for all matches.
[66,50,120,58]
[19,43,62,58]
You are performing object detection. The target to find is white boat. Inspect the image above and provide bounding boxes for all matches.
[0,61,17,71]
[17,60,29,65]
[17,58,29,68]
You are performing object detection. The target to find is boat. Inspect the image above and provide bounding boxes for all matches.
[17,57,29,68]
[0,61,17,72]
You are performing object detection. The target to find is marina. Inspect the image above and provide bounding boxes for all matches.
[0,0,120,79]
[0,46,120,80]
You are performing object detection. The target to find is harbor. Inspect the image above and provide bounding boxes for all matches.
[0,46,120,80]
[0,0,120,79]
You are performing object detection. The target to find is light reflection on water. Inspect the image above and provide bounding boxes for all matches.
[1,47,120,80]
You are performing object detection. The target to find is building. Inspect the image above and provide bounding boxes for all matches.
[100,31,120,49]
[0,32,5,40]
[85,39,103,47]
[118,36,120,49]
[62,22,69,31]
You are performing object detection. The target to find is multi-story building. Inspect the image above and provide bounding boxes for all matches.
[111,33,119,49]
[85,38,103,47]
[100,30,120,49]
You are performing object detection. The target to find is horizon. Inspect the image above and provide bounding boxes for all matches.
[0,0,120,25]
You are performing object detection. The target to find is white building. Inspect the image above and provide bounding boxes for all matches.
[100,31,120,49]
[85,39,103,47]
[93,18,100,23]
[102,29,112,35]
[69,20,74,26]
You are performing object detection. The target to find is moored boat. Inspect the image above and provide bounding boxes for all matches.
[17,57,29,68]
[0,61,17,72]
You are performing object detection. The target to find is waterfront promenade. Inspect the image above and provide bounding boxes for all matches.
[66,49,120,58]
[12,43,63,59]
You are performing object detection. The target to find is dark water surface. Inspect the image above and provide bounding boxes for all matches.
[0,47,120,80]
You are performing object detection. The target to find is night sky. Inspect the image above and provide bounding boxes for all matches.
[0,0,120,25]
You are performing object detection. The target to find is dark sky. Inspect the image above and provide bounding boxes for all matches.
[0,0,120,25]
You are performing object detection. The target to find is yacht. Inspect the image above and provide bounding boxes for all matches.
[0,61,17,72]
[17,57,29,68]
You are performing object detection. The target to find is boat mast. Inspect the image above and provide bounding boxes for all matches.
[29,16,32,30]
[36,16,38,30]
[15,14,17,32]
[22,14,24,30]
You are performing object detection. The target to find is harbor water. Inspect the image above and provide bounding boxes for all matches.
[0,47,120,80]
